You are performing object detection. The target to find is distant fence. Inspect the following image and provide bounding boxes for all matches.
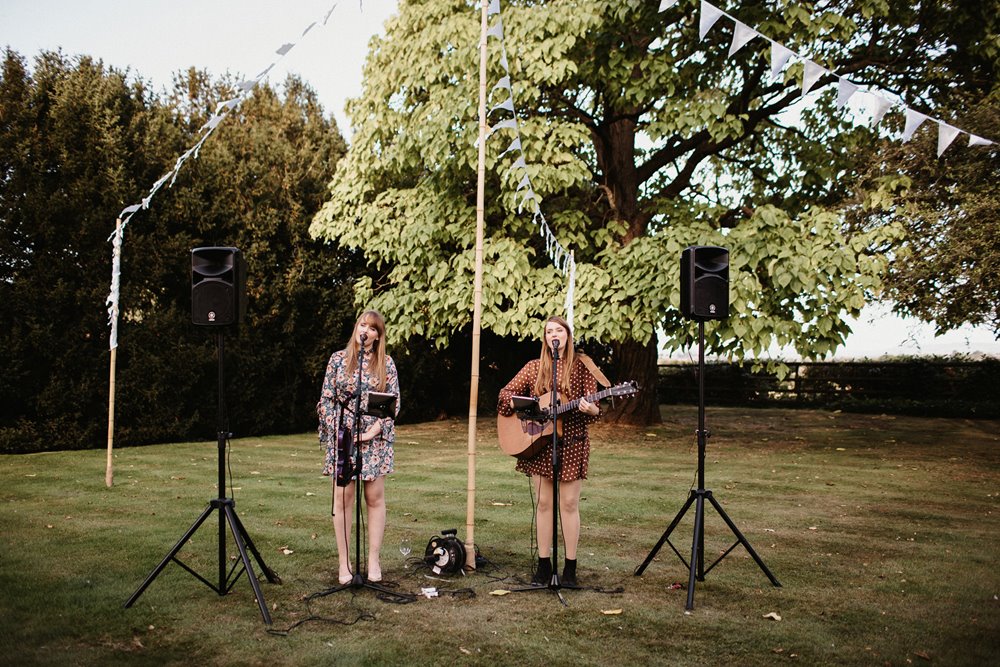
[658,358,1000,418]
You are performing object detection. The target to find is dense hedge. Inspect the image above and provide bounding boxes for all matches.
[658,356,1000,418]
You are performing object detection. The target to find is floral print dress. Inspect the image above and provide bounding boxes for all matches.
[317,349,400,481]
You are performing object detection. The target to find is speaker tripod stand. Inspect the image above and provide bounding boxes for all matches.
[634,321,780,609]
[124,332,280,624]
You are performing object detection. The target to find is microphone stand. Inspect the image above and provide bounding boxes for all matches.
[508,340,573,605]
[309,336,412,603]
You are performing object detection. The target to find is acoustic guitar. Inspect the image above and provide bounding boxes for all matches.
[496,382,638,459]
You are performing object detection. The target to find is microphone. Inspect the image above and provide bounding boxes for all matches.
[360,332,368,344]
[551,338,560,359]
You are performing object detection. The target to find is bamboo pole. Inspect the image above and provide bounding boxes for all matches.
[105,218,122,488]
[466,0,490,569]
[106,346,117,488]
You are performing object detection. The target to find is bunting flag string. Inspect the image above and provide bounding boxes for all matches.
[105,3,340,350]
[663,0,996,159]
[484,0,577,329]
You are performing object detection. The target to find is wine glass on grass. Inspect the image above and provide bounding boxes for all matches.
[399,538,412,568]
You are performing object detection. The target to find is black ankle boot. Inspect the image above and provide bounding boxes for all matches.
[531,557,552,585]
[562,558,577,587]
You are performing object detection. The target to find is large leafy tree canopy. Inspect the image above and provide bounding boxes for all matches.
[311,0,989,423]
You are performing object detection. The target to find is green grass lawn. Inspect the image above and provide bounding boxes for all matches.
[1,406,997,666]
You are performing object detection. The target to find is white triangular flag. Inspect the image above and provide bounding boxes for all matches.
[498,136,522,159]
[770,41,794,81]
[728,21,758,57]
[699,1,725,41]
[487,118,517,138]
[902,109,930,141]
[801,60,828,97]
[487,17,503,40]
[835,78,859,110]
[118,203,142,218]
[490,97,514,115]
[508,156,526,175]
[659,0,679,10]
[936,122,961,157]
[487,0,500,16]
[968,134,993,146]
[867,93,893,126]
[491,75,511,95]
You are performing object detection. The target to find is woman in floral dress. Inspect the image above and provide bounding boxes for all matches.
[317,309,400,584]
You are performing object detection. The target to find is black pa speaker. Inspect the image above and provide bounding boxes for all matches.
[191,247,247,326]
[680,245,729,320]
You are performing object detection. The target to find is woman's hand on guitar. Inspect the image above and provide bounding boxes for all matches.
[579,397,599,416]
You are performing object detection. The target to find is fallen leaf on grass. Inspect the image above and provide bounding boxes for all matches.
[491,502,512,506]
[490,589,511,596]
[808,526,818,530]
[914,651,931,661]
[279,547,294,555]
[601,609,623,615]
[459,647,471,655]
[763,612,782,621]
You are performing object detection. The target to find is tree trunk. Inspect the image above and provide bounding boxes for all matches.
[604,336,661,425]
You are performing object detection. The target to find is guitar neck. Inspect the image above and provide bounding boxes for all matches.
[553,386,624,416]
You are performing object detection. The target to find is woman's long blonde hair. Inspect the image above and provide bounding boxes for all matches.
[533,315,575,397]
[344,309,388,391]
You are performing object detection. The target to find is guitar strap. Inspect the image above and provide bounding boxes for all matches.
[577,353,611,388]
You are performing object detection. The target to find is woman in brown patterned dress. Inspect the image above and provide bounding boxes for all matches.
[317,309,400,584]
[497,316,600,586]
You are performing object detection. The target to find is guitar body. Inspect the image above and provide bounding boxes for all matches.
[497,392,561,460]
[496,382,638,459]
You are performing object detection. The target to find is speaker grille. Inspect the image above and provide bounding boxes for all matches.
[680,246,729,321]
[191,247,245,326]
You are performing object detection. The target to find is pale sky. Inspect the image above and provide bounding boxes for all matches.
[2,0,996,359]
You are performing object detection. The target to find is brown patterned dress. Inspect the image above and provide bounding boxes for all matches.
[497,358,599,482]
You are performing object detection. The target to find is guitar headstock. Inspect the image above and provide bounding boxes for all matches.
[608,381,638,398]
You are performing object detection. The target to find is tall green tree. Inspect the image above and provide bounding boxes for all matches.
[0,48,359,452]
[315,0,988,424]
[841,0,1000,337]
[0,48,179,451]
[117,69,358,442]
